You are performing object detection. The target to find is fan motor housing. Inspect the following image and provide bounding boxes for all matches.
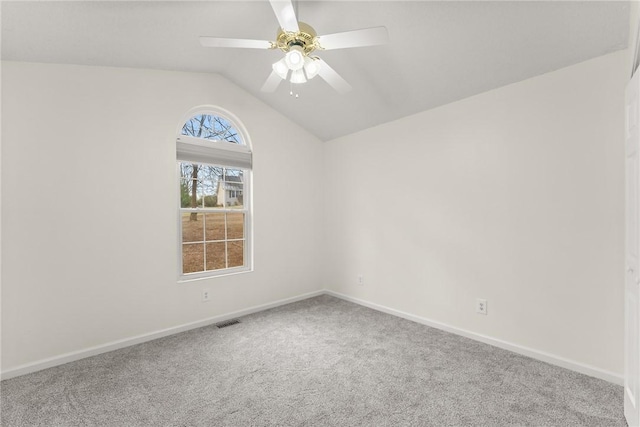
[275,22,319,54]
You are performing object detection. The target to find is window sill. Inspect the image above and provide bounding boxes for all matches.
[177,267,253,283]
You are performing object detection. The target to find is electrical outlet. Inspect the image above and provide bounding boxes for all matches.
[476,298,487,315]
[357,274,364,286]
[202,289,210,302]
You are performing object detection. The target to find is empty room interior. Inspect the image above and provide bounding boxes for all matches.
[2,0,640,425]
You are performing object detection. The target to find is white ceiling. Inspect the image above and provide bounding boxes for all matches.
[2,1,629,141]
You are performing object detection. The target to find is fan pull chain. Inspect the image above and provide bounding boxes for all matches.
[289,81,300,99]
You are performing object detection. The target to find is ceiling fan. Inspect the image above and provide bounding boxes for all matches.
[199,0,389,94]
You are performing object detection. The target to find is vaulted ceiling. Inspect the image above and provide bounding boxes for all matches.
[2,1,629,141]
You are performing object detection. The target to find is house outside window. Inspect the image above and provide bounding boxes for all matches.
[219,177,243,206]
[176,107,252,280]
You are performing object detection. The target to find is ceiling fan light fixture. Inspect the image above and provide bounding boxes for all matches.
[303,56,320,79]
[290,68,307,84]
[285,46,305,70]
[272,58,289,80]
[199,0,389,95]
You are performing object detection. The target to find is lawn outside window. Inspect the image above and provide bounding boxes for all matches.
[177,108,252,280]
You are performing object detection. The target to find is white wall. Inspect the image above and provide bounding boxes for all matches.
[1,50,629,380]
[323,51,627,377]
[1,62,324,372]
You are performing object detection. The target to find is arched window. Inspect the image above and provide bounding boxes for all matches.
[176,107,252,279]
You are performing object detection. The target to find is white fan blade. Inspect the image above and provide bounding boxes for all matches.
[270,0,299,33]
[317,59,352,94]
[261,70,283,92]
[199,37,272,49]
[318,27,389,50]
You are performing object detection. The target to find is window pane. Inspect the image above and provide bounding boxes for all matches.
[179,178,192,208]
[181,114,243,145]
[220,169,244,208]
[183,243,204,274]
[224,168,244,179]
[205,213,225,241]
[200,165,223,208]
[182,212,203,243]
[227,184,244,208]
[179,163,205,208]
[196,166,209,208]
[226,212,244,239]
[206,242,226,270]
[227,241,244,268]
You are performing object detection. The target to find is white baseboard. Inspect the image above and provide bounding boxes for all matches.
[0,290,324,380]
[2,288,623,386]
[324,290,624,386]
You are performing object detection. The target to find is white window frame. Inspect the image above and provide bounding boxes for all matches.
[176,107,253,282]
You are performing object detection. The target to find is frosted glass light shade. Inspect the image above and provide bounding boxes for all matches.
[285,46,305,71]
[272,58,289,80]
[290,69,307,84]
[303,57,320,79]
